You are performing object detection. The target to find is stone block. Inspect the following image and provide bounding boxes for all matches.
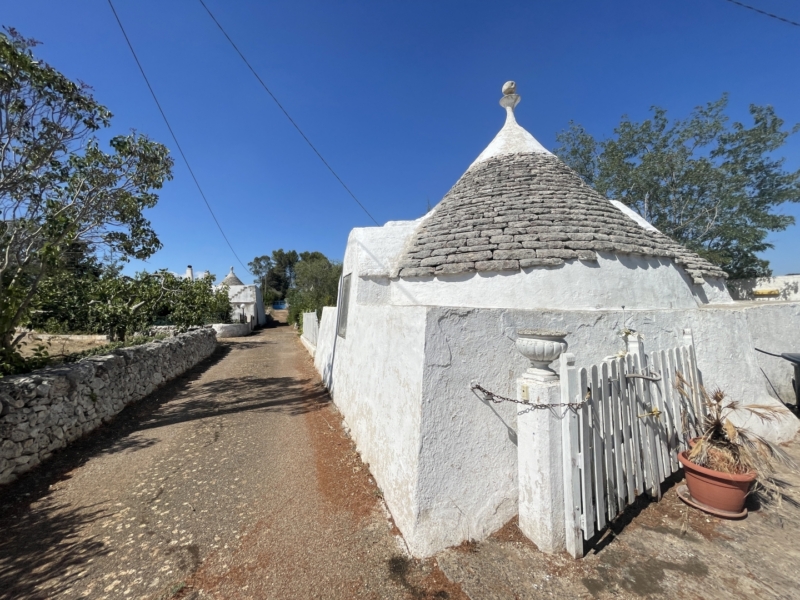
[475,260,520,272]
[493,249,537,260]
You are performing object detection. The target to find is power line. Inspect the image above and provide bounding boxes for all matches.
[196,0,380,226]
[719,0,800,27]
[106,0,251,274]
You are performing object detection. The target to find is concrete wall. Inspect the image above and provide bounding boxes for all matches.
[729,275,800,302]
[410,304,798,556]
[302,312,319,347]
[741,302,800,404]
[314,307,338,392]
[330,271,429,544]
[0,329,217,485]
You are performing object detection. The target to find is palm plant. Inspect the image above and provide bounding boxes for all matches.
[676,373,795,503]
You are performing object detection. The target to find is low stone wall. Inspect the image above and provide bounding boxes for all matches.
[0,328,217,485]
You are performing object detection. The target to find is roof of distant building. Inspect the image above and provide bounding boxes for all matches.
[222,266,244,286]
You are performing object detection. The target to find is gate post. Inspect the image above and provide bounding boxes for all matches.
[516,331,568,553]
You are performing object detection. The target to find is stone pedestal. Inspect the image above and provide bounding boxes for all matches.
[517,375,566,553]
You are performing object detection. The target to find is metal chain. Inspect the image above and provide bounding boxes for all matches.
[470,382,587,415]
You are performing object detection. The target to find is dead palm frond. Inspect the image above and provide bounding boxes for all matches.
[674,374,796,504]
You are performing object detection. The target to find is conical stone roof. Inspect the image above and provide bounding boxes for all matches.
[222,266,244,286]
[397,83,727,285]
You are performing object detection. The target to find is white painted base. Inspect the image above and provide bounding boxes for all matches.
[517,378,566,553]
[212,323,251,338]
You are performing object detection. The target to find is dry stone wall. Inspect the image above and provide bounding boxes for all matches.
[0,328,217,485]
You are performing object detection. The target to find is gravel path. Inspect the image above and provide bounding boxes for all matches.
[0,325,465,600]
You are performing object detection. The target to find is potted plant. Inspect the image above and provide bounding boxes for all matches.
[675,376,794,516]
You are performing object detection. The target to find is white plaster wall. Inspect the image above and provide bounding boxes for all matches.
[330,231,430,542]
[301,312,319,347]
[228,285,267,326]
[739,302,800,404]
[389,253,731,310]
[314,306,338,391]
[729,275,800,302]
[409,304,798,555]
[331,303,428,545]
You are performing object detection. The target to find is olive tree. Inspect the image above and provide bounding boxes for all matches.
[0,28,173,362]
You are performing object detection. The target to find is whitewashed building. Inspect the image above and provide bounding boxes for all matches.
[307,83,800,557]
[220,267,267,327]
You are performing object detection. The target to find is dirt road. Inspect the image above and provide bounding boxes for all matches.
[0,325,464,600]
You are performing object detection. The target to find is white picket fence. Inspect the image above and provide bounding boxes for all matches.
[560,330,706,558]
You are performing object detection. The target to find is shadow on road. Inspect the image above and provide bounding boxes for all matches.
[0,338,329,599]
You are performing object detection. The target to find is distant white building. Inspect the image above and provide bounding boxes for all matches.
[728,274,800,302]
[219,267,267,326]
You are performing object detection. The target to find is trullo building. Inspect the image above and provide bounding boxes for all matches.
[310,82,799,557]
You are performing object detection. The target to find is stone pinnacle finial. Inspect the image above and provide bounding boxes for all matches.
[500,81,520,111]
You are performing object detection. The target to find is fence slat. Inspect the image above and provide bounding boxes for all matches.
[625,354,644,496]
[687,344,704,420]
[600,363,617,521]
[591,366,607,531]
[579,368,594,540]
[617,357,636,505]
[560,335,702,556]
[560,353,583,558]
[675,347,699,440]
[659,350,679,473]
[610,359,626,513]
[633,354,656,497]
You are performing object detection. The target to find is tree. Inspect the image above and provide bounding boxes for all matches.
[286,252,342,325]
[554,95,800,278]
[0,29,173,360]
[26,241,103,333]
[84,269,230,341]
[248,254,273,299]
[249,249,299,304]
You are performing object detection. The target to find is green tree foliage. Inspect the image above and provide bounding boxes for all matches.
[0,28,174,361]
[286,252,342,326]
[554,95,800,279]
[26,241,102,333]
[248,254,273,299]
[249,249,299,304]
[32,267,231,342]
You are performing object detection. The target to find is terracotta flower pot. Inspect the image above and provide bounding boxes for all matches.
[678,451,755,514]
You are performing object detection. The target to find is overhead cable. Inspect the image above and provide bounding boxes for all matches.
[718,0,800,27]
[106,0,251,274]
[197,0,380,226]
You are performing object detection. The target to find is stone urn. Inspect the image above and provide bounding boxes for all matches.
[515,329,568,382]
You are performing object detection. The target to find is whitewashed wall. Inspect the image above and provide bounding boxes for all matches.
[307,221,799,558]
[407,303,799,554]
[743,302,800,403]
[729,275,800,301]
[330,248,429,543]
[314,307,338,392]
[301,312,319,346]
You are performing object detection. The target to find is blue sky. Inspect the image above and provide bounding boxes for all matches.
[4,0,800,280]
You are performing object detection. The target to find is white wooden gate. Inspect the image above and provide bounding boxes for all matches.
[560,330,706,558]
